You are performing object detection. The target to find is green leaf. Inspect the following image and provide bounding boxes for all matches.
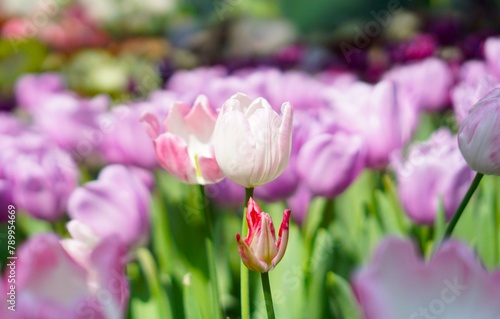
[326,272,362,319]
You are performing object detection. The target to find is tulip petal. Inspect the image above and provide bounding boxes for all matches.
[185,95,218,144]
[354,238,500,319]
[17,234,91,310]
[272,209,291,269]
[236,233,270,272]
[298,133,364,198]
[246,105,283,186]
[68,165,151,248]
[154,132,197,183]
[140,111,161,139]
[213,104,256,187]
[198,154,225,184]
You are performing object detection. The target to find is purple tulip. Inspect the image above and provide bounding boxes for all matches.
[485,37,500,80]
[32,92,109,160]
[458,88,500,175]
[254,110,316,202]
[383,57,453,112]
[297,130,365,198]
[353,238,500,319]
[15,73,66,111]
[0,132,79,221]
[68,165,151,249]
[205,178,246,208]
[452,62,497,124]
[1,233,128,319]
[99,102,158,169]
[254,69,328,114]
[286,184,313,224]
[326,80,404,169]
[392,129,474,224]
[0,112,24,135]
[167,66,227,104]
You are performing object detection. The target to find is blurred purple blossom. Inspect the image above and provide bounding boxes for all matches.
[68,165,151,249]
[354,238,500,319]
[392,129,474,224]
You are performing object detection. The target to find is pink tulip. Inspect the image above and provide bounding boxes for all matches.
[213,93,293,187]
[458,88,500,175]
[141,95,224,184]
[353,238,500,319]
[236,198,291,272]
[2,233,128,319]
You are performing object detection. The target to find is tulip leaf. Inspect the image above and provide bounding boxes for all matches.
[326,272,362,319]
[182,272,206,319]
[303,229,335,318]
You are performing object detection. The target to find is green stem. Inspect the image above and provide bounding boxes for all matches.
[199,185,222,319]
[241,187,254,319]
[443,173,484,239]
[261,272,276,319]
[136,248,171,319]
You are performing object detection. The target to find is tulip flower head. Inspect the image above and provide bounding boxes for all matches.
[458,88,500,175]
[141,95,225,184]
[236,198,291,272]
[213,93,293,188]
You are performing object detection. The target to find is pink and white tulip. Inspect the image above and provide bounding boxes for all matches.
[458,88,500,175]
[353,238,500,319]
[213,93,293,188]
[141,95,224,184]
[236,198,291,272]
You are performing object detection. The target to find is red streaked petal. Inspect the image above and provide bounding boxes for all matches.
[272,209,291,269]
[236,233,270,272]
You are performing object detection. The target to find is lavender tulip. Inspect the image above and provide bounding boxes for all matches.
[383,57,453,112]
[392,129,474,224]
[32,92,109,160]
[297,131,365,198]
[205,178,246,208]
[213,93,293,188]
[15,73,66,111]
[458,88,500,175]
[68,165,151,249]
[100,102,158,169]
[253,111,313,202]
[0,132,79,221]
[484,37,500,80]
[1,233,128,319]
[327,81,405,169]
[353,238,500,319]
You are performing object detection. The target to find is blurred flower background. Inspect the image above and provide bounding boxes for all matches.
[1,0,500,318]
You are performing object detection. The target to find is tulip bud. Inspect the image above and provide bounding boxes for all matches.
[458,88,500,175]
[213,93,293,188]
[236,197,290,272]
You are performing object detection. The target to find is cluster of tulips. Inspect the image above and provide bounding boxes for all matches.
[1,33,500,319]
